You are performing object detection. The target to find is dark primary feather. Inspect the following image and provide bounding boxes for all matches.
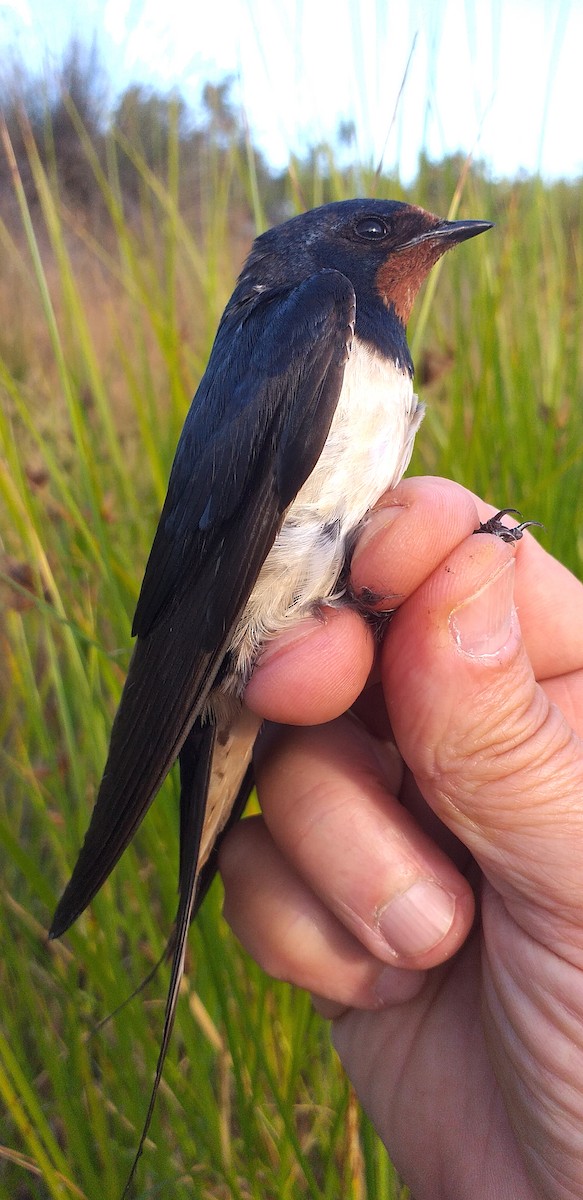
[50,267,355,939]
[121,721,217,1195]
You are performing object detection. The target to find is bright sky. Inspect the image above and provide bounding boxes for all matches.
[0,0,581,182]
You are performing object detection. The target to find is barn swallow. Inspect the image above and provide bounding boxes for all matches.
[49,198,491,1186]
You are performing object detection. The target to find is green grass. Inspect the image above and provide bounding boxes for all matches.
[0,104,582,1200]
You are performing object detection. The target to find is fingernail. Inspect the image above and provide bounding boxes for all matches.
[377,880,456,957]
[450,560,516,657]
[351,505,407,566]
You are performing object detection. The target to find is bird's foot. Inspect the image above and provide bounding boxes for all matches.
[474,508,543,544]
[344,584,398,640]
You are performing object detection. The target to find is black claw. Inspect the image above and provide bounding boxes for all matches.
[474,509,544,544]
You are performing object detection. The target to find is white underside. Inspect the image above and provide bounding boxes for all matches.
[226,338,424,688]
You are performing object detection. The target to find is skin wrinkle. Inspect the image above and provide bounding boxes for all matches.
[290,785,366,861]
[485,889,583,1010]
[500,889,583,975]
[484,960,581,1102]
[426,684,580,830]
[336,952,487,1199]
[482,950,583,1197]
[431,714,583,838]
[542,673,583,735]
[430,673,543,777]
[278,724,398,859]
[488,1028,583,1124]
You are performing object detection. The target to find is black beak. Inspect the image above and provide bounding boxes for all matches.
[426,218,494,245]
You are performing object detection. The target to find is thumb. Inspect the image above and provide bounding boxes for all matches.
[383,532,583,952]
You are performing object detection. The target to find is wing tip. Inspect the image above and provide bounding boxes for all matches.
[48,893,77,940]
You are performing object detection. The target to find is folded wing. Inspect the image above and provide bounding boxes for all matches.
[50,268,356,938]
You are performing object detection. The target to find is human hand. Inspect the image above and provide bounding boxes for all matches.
[220,476,583,1200]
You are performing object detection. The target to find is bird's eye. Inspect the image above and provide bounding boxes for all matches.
[354,217,389,240]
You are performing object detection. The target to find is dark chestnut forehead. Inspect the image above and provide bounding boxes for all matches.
[383,203,441,238]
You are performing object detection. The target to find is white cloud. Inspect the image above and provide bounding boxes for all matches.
[0,0,32,24]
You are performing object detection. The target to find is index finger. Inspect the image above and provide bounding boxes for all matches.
[356,478,583,682]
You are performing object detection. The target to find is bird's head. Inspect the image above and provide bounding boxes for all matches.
[246,198,492,327]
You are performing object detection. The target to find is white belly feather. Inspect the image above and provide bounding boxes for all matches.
[227,339,424,685]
